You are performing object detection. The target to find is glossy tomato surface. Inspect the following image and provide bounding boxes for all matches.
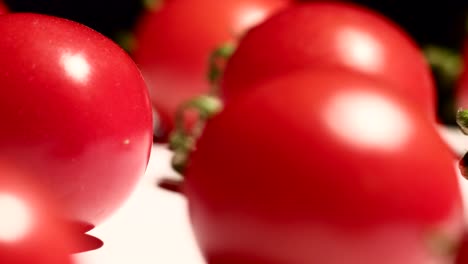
[0,1,7,14]
[132,0,291,139]
[185,69,463,264]
[0,13,153,227]
[0,163,77,264]
[220,2,436,120]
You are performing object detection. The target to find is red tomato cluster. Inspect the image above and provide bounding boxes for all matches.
[219,3,436,121]
[185,69,463,264]
[142,1,467,264]
[0,0,467,263]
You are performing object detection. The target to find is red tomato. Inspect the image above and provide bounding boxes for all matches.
[132,0,291,140]
[220,2,436,121]
[0,13,153,228]
[185,69,464,264]
[455,232,468,264]
[0,2,7,14]
[0,163,77,264]
[456,41,468,109]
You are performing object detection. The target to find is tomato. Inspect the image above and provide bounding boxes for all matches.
[0,163,77,263]
[455,232,468,264]
[0,1,7,14]
[132,0,291,140]
[455,41,468,109]
[0,13,153,229]
[184,69,464,264]
[220,2,436,121]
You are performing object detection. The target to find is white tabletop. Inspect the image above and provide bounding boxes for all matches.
[74,125,468,264]
[74,145,204,264]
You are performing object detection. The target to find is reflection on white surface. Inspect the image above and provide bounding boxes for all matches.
[325,92,411,151]
[337,28,383,73]
[0,194,31,242]
[61,53,90,84]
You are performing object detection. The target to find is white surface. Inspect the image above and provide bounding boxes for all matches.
[74,145,204,264]
[438,125,468,157]
[74,126,468,264]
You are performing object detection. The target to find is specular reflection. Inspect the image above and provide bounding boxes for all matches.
[60,52,90,84]
[0,194,31,242]
[325,91,411,151]
[337,27,383,73]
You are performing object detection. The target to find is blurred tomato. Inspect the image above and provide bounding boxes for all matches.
[185,69,463,264]
[132,0,291,140]
[0,1,7,14]
[455,231,468,264]
[0,163,77,264]
[221,2,436,121]
[0,13,153,228]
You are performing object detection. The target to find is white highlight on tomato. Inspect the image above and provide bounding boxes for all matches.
[0,194,32,242]
[326,92,410,150]
[337,28,383,73]
[61,53,90,83]
[233,6,268,36]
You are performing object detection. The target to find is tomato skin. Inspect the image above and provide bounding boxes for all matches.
[185,69,463,264]
[455,232,468,264]
[220,2,436,120]
[0,13,153,227]
[0,2,7,14]
[0,164,77,264]
[132,0,291,139]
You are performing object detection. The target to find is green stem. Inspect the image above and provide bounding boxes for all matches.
[169,95,223,174]
[165,43,235,176]
[207,42,236,95]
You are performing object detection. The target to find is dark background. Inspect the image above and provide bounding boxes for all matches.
[3,0,468,124]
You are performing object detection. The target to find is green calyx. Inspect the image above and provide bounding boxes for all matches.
[169,95,223,174]
[456,108,468,135]
[208,42,236,91]
[166,42,235,175]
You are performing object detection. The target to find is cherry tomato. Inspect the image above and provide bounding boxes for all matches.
[220,2,436,121]
[0,3,7,14]
[132,0,291,140]
[185,69,464,264]
[0,163,77,264]
[0,13,153,228]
